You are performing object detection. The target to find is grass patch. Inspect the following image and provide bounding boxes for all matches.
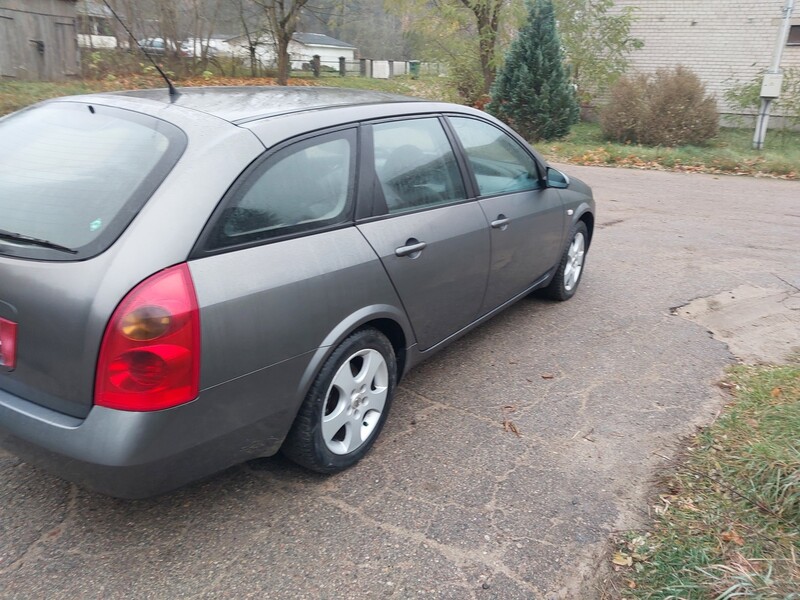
[543,122,800,179]
[0,80,109,116]
[610,365,800,598]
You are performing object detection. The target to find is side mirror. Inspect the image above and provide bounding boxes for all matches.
[546,167,570,189]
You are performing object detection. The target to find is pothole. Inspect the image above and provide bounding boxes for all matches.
[674,284,800,364]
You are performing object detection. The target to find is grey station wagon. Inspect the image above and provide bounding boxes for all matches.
[0,87,594,498]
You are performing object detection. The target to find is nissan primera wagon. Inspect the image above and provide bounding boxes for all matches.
[0,87,594,498]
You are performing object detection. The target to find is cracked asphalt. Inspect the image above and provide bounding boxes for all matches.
[1,166,798,599]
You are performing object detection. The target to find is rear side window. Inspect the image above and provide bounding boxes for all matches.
[206,129,356,250]
[372,118,466,214]
[448,116,542,196]
[0,102,185,261]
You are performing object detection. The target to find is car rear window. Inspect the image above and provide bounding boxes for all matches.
[0,102,186,261]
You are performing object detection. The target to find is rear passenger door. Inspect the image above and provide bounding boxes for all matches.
[190,128,402,384]
[356,117,491,351]
[447,116,564,314]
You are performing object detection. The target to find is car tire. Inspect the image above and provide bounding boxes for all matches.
[282,328,397,473]
[541,221,588,301]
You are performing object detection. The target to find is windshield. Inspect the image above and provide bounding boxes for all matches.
[0,102,186,260]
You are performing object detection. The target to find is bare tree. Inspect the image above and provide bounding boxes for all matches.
[186,0,224,69]
[233,0,270,76]
[107,0,139,50]
[305,0,411,59]
[386,0,514,95]
[253,0,309,85]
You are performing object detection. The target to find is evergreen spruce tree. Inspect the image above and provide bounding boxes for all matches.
[487,0,579,141]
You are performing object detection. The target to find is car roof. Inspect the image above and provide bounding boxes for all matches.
[42,84,547,166]
[109,86,421,124]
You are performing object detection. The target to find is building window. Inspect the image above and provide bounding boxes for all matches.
[788,25,800,46]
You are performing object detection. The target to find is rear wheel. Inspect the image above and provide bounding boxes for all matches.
[542,221,588,301]
[282,328,397,473]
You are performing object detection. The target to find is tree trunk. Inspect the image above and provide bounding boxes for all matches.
[478,27,495,93]
[256,0,308,85]
[462,0,501,95]
[249,46,258,77]
[276,32,290,85]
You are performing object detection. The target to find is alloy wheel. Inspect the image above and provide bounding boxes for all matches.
[321,348,389,455]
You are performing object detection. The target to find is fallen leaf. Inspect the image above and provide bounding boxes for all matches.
[771,387,782,398]
[721,530,745,546]
[627,580,637,589]
[503,419,521,437]
[612,552,632,566]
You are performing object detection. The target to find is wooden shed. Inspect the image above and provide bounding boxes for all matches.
[0,0,80,81]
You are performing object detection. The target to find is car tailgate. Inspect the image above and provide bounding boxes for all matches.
[0,254,129,418]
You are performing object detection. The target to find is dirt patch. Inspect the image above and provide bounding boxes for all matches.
[676,284,800,364]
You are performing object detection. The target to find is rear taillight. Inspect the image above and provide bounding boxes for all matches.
[95,264,200,411]
[0,317,17,369]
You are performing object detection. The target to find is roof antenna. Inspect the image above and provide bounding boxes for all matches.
[101,0,179,99]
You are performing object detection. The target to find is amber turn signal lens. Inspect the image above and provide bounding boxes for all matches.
[120,305,171,341]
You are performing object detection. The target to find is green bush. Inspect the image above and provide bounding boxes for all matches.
[81,49,142,79]
[601,66,719,146]
[449,51,488,108]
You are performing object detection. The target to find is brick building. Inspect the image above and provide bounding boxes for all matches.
[614,0,800,117]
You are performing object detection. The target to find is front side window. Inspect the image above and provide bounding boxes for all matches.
[0,102,185,260]
[372,118,466,214]
[449,116,542,196]
[209,130,355,249]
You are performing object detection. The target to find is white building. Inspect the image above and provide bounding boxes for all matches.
[225,31,356,72]
[289,32,356,69]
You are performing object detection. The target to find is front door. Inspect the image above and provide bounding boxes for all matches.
[447,116,564,313]
[357,117,491,351]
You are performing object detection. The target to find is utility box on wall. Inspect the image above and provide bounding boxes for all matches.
[0,0,80,81]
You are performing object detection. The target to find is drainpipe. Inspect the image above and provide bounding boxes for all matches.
[753,0,796,150]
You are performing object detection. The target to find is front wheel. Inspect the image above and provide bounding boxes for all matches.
[542,221,588,301]
[282,328,397,473]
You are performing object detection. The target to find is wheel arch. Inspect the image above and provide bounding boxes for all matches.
[295,305,414,407]
[360,317,408,382]
[576,208,594,248]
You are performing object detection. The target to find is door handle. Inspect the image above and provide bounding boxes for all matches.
[395,239,427,258]
[491,216,510,230]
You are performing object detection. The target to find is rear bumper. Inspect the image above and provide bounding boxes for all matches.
[0,414,273,499]
[0,355,311,498]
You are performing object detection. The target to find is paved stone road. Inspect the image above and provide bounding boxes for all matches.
[1,166,798,599]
